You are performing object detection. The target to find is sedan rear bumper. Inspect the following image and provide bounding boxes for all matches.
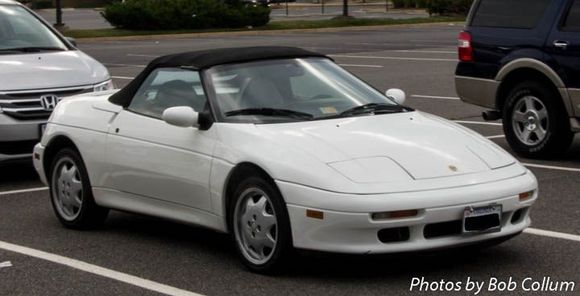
[278,169,537,254]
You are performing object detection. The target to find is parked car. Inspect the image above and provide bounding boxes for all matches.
[0,0,113,164]
[34,47,537,273]
[456,0,580,158]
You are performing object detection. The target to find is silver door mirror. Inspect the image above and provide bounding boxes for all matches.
[386,89,406,105]
[162,106,199,128]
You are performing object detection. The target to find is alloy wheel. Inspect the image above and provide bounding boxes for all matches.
[233,188,278,265]
[511,96,549,146]
[52,157,84,221]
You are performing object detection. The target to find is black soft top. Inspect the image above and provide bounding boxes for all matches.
[109,46,329,107]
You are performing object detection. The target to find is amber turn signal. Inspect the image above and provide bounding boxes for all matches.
[519,191,534,202]
[306,209,324,220]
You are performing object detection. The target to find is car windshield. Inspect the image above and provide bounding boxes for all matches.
[206,58,404,123]
[0,5,68,53]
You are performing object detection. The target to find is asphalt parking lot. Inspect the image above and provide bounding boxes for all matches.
[1,24,579,295]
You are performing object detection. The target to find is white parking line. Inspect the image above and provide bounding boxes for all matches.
[0,187,48,196]
[112,76,135,80]
[0,240,204,296]
[329,54,457,62]
[521,163,580,173]
[453,120,503,126]
[485,134,505,139]
[525,228,580,242]
[411,94,460,100]
[339,64,384,68]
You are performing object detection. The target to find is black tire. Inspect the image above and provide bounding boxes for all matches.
[49,148,108,229]
[503,81,574,158]
[228,174,293,274]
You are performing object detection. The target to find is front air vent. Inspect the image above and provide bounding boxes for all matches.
[424,220,463,239]
[378,227,410,243]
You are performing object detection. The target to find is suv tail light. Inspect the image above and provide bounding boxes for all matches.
[458,31,473,62]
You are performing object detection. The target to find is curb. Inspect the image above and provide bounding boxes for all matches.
[76,21,464,42]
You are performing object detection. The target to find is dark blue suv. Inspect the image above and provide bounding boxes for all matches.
[455,0,580,158]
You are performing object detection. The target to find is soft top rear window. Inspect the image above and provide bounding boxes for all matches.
[470,0,552,29]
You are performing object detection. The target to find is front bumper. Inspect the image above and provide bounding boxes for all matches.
[0,114,46,162]
[278,170,537,254]
[32,143,48,185]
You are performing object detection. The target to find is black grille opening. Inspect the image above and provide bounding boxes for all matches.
[511,209,524,224]
[0,141,38,155]
[378,227,410,243]
[424,220,462,239]
[3,110,51,120]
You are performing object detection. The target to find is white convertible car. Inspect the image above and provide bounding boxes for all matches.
[33,47,538,273]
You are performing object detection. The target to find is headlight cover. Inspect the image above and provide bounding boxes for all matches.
[93,80,114,92]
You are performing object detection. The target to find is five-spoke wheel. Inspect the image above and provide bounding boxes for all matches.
[503,81,574,158]
[511,96,549,146]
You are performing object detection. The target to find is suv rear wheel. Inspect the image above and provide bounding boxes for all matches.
[503,81,574,158]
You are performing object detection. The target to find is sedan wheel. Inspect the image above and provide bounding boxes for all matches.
[234,188,278,265]
[52,157,84,221]
[229,174,292,273]
[49,148,108,229]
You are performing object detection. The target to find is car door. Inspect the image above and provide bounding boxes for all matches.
[547,0,580,116]
[103,68,216,211]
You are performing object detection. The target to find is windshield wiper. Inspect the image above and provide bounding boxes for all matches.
[0,47,66,53]
[325,103,411,119]
[225,108,314,120]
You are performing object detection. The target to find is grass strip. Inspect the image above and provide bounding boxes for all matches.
[67,16,465,39]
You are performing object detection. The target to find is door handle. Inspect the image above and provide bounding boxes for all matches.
[554,40,569,50]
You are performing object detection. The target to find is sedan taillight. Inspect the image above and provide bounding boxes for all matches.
[458,31,473,62]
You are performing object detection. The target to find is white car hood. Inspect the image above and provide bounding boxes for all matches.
[255,111,515,181]
[0,50,109,91]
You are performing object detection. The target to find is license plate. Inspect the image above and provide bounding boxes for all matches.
[463,204,502,234]
[39,124,47,139]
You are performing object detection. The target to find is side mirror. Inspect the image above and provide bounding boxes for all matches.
[65,37,77,47]
[386,89,406,105]
[162,106,199,128]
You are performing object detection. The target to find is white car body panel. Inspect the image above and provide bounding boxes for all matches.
[102,110,216,211]
[0,51,109,91]
[34,94,538,253]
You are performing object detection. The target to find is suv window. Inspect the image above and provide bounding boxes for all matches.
[129,68,207,119]
[471,0,552,29]
[563,0,580,31]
